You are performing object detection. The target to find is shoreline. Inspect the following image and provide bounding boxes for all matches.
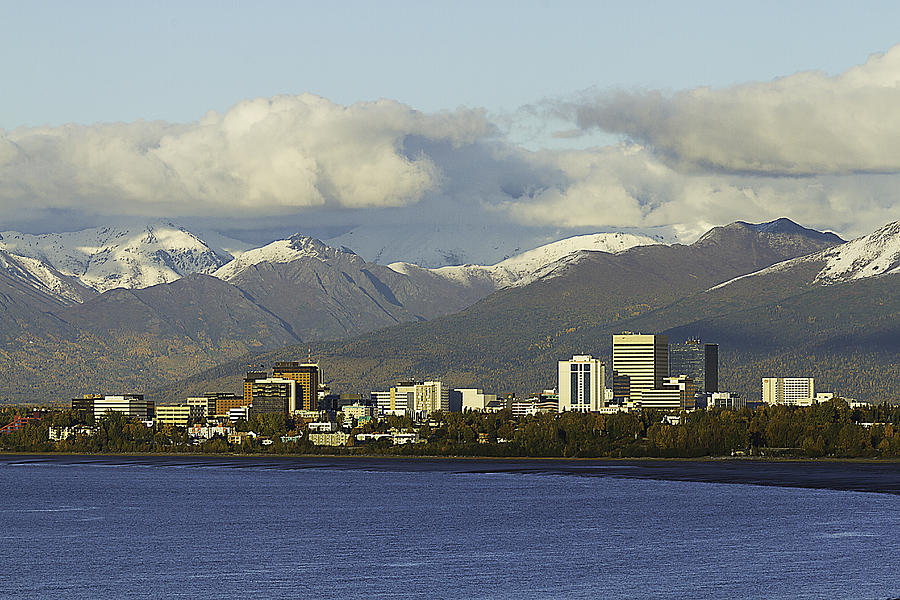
[4,449,900,463]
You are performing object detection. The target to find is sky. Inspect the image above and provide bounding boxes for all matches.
[3,1,900,260]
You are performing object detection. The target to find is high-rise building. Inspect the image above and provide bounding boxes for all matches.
[762,378,815,406]
[249,378,296,415]
[669,339,718,393]
[272,362,320,411]
[243,370,269,407]
[612,334,668,398]
[558,355,606,412]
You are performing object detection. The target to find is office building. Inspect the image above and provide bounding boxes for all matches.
[375,381,449,418]
[272,362,320,411]
[638,376,695,411]
[243,370,269,407]
[669,339,718,393]
[186,396,217,419]
[94,395,153,421]
[707,391,745,410]
[558,355,606,412]
[249,378,296,415]
[762,378,815,406]
[156,405,201,426]
[612,334,668,398]
[457,389,498,412]
[71,394,102,419]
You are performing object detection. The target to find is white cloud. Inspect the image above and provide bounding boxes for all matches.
[566,44,900,176]
[4,54,900,258]
[0,94,494,218]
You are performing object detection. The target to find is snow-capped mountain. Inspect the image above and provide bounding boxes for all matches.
[213,235,355,281]
[814,220,900,284]
[325,222,675,268]
[388,231,661,289]
[710,219,898,291]
[0,222,229,295]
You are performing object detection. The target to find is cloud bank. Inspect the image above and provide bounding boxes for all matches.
[4,44,900,251]
[565,45,900,176]
[0,95,493,217]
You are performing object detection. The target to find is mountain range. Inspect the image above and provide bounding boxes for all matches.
[0,221,661,402]
[2,215,898,406]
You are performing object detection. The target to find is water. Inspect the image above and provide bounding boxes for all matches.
[0,456,898,599]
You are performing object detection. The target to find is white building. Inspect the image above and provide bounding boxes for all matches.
[341,403,374,422]
[558,355,606,412]
[707,391,746,410]
[374,381,449,418]
[186,397,216,419]
[637,376,695,411]
[457,388,498,412]
[94,395,152,421]
[762,378,815,406]
[228,406,250,422]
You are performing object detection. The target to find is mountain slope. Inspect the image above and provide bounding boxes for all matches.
[0,222,228,295]
[154,218,846,403]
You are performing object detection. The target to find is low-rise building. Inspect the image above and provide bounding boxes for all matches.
[94,395,153,421]
[308,431,350,446]
[762,378,815,406]
[156,404,204,426]
[228,431,257,445]
[458,388,498,412]
[188,424,233,440]
[341,403,374,423]
[308,421,337,433]
[48,425,96,441]
[706,391,745,410]
[228,406,250,423]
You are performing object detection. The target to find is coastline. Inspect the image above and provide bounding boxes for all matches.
[5,451,900,495]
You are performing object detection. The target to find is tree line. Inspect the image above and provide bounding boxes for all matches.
[3,400,900,458]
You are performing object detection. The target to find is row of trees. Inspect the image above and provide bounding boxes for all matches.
[4,400,900,458]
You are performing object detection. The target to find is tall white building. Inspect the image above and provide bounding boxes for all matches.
[762,378,815,406]
[558,355,606,412]
[612,334,668,399]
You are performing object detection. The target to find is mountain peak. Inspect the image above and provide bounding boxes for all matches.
[735,218,844,243]
[213,235,359,281]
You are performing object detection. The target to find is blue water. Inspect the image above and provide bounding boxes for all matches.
[0,456,898,599]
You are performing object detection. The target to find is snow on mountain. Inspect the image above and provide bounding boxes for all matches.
[213,234,356,281]
[814,220,900,284]
[709,220,900,291]
[0,222,228,295]
[0,250,93,304]
[326,223,674,269]
[389,231,660,289]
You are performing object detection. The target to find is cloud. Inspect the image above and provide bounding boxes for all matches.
[0,94,495,218]
[564,45,900,176]
[4,53,900,256]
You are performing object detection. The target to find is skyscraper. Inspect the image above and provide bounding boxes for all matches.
[669,339,718,393]
[558,355,606,412]
[612,333,668,399]
[272,362,320,411]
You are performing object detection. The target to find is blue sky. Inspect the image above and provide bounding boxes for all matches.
[2,1,900,257]
[4,1,899,131]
